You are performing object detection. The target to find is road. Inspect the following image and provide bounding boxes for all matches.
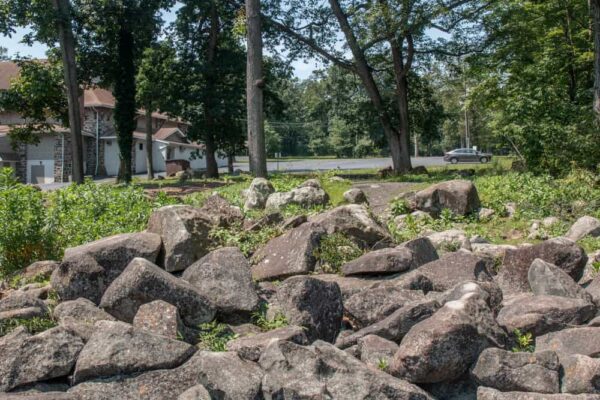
[232,156,447,173]
[37,157,447,191]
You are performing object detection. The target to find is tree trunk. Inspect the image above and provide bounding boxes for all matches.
[205,134,219,178]
[53,0,84,183]
[246,0,267,177]
[145,108,154,180]
[114,25,136,184]
[395,72,413,171]
[593,0,600,118]
[204,3,220,179]
[328,0,408,173]
[228,153,234,174]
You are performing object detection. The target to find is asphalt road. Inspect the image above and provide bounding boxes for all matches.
[37,157,448,190]
[232,156,447,173]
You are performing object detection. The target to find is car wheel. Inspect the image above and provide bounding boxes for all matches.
[450,158,458,164]
[480,157,488,163]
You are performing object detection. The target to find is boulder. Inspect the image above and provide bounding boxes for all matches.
[529,258,593,301]
[357,334,399,370]
[586,274,600,305]
[0,327,84,392]
[536,327,600,357]
[61,232,161,284]
[276,276,343,342]
[496,238,588,295]
[0,307,48,321]
[496,294,595,336]
[312,274,385,300]
[477,387,600,399]
[340,247,414,276]
[280,214,307,230]
[100,258,215,326]
[479,207,496,220]
[251,222,325,281]
[182,247,258,318]
[471,243,517,261]
[396,237,439,268]
[243,177,274,210]
[335,298,440,349]
[0,292,48,315]
[566,216,600,242]
[414,180,480,216]
[69,350,263,400]
[243,211,283,231]
[343,188,368,204]
[559,353,600,394]
[177,385,211,400]
[426,229,471,251]
[344,287,425,328]
[147,205,213,272]
[393,251,493,292]
[470,348,560,393]
[288,184,329,207]
[132,300,185,340]
[199,194,244,228]
[579,250,600,286]
[438,280,504,312]
[225,325,308,361]
[50,255,107,304]
[259,340,433,399]
[309,204,390,248]
[419,375,478,400]
[389,285,506,383]
[53,297,115,327]
[21,261,59,280]
[264,191,293,209]
[73,320,194,383]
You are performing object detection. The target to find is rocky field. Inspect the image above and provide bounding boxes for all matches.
[1,176,600,399]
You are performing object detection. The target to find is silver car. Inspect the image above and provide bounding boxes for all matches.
[443,148,492,164]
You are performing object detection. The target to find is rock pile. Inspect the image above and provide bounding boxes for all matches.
[1,178,599,399]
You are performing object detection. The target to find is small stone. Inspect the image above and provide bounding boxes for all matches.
[343,188,368,204]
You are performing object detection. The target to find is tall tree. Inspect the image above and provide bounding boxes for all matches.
[593,0,600,119]
[1,0,84,182]
[74,0,173,183]
[246,0,267,177]
[265,0,490,173]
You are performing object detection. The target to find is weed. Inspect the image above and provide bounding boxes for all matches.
[389,198,411,217]
[313,233,364,274]
[209,224,281,257]
[592,261,600,274]
[197,321,237,352]
[511,329,534,352]
[252,303,288,331]
[0,316,57,337]
[8,273,51,290]
[377,358,390,372]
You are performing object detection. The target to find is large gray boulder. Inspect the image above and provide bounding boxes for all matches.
[496,238,588,295]
[344,188,368,204]
[393,251,492,292]
[529,258,593,301]
[50,255,106,304]
[389,284,506,383]
[414,180,480,216]
[426,229,470,251]
[0,327,84,392]
[276,276,343,342]
[0,292,48,315]
[312,274,388,300]
[477,387,600,400]
[73,320,195,383]
[496,294,595,336]
[69,350,264,400]
[309,204,390,247]
[266,180,329,209]
[357,334,399,371]
[251,222,325,281]
[470,348,560,393]
[559,353,600,394]
[132,300,185,340]
[199,194,244,228]
[53,297,115,339]
[99,258,215,326]
[225,325,308,361]
[344,287,425,328]
[396,237,439,268]
[335,298,440,349]
[177,385,211,400]
[438,280,504,312]
[243,177,274,210]
[340,247,414,276]
[182,247,259,318]
[586,274,600,305]
[64,232,161,282]
[259,340,433,399]
[566,216,600,242]
[147,205,213,272]
[536,327,600,357]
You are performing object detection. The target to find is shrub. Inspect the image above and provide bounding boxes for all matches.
[0,176,52,277]
[511,329,534,353]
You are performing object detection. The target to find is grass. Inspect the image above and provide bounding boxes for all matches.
[197,321,238,352]
[0,317,57,337]
[313,233,365,274]
[252,303,288,331]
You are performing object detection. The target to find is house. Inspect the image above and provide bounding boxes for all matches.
[0,61,226,184]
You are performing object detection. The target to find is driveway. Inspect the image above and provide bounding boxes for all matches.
[233,157,446,173]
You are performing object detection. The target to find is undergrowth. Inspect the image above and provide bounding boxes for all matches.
[313,233,365,274]
[0,316,57,337]
[197,321,238,352]
[252,303,288,331]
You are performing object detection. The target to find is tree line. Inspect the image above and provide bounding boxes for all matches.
[0,0,599,180]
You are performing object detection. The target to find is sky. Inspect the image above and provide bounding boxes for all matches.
[0,6,323,80]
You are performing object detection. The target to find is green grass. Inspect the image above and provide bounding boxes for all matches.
[252,303,288,331]
[197,321,238,352]
[0,317,57,337]
[313,233,365,274]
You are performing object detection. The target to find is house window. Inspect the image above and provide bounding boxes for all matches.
[139,143,143,151]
